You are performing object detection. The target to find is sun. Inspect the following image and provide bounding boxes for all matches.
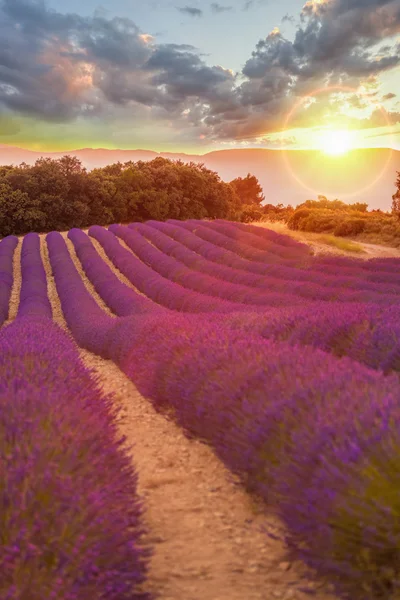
[320,129,354,156]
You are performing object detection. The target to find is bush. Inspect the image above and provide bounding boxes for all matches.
[287,208,312,230]
[334,218,366,237]
[0,316,151,599]
[239,204,263,223]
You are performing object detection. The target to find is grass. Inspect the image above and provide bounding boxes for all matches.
[314,234,365,253]
[252,221,378,256]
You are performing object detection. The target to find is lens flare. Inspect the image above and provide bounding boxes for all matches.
[281,85,394,198]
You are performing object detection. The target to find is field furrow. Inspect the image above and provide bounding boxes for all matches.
[3,219,400,600]
[22,233,332,600]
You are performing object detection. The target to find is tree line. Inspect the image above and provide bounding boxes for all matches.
[0,156,265,237]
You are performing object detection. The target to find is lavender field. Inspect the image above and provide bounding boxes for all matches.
[2,219,400,600]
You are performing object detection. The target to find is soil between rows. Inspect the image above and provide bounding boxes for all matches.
[3,231,338,600]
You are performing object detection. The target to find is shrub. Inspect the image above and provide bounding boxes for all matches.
[334,218,366,237]
[0,235,18,326]
[239,204,263,223]
[18,233,52,319]
[0,316,151,600]
[287,208,312,230]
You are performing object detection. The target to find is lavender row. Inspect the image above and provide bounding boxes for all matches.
[68,228,162,317]
[50,230,400,374]
[89,311,400,600]
[46,231,114,354]
[200,220,400,279]
[90,225,274,313]
[0,316,150,599]
[143,220,400,299]
[179,219,400,286]
[17,233,52,319]
[46,263,400,600]
[132,222,400,305]
[172,219,297,265]
[212,302,400,374]
[112,224,308,308]
[225,220,311,250]
[224,220,400,277]
[0,235,18,326]
[314,251,400,275]
[311,254,400,284]
[196,219,311,260]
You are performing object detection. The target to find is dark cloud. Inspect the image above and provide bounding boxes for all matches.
[0,0,399,145]
[176,6,203,17]
[281,14,295,24]
[144,44,237,108]
[382,92,397,101]
[210,3,233,13]
[243,0,269,10]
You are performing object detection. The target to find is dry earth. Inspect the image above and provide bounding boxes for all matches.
[4,227,353,600]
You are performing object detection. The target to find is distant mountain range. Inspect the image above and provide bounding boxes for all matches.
[0,145,398,211]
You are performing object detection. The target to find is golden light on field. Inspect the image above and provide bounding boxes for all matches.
[319,129,354,156]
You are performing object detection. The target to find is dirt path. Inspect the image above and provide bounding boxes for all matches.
[254,221,400,259]
[5,234,337,600]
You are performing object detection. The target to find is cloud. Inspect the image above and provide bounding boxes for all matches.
[0,0,399,147]
[176,5,203,17]
[281,14,295,24]
[243,0,269,10]
[210,2,233,13]
[382,92,396,101]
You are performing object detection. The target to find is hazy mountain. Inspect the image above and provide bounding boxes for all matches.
[0,145,398,211]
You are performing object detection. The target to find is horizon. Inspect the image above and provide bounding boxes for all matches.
[0,143,398,155]
[0,0,399,156]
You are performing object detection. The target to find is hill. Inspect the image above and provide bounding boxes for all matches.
[0,145,398,211]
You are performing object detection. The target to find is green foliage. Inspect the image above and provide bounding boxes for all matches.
[392,171,400,220]
[239,204,263,223]
[287,208,312,230]
[229,173,265,206]
[285,186,400,246]
[297,195,369,213]
[0,156,253,236]
[334,218,366,237]
[262,203,294,223]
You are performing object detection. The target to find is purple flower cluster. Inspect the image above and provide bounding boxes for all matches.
[46,231,114,354]
[6,217,400,600]
[145,220,400,300]
[225,219,310,251]
[17,233,52,319]
[96,312,400,600]
[89,225,273,313]
[196,218,311,260]
[0,235,18,326]
[0,316,151,599]
[173,219,294,265]
[112,224,307,308]
[68,228,161,316]
[131,222,400,305]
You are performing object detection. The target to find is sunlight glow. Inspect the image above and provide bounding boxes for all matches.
[320,130,354,155]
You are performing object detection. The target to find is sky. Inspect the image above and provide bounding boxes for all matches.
[0,0,399,153]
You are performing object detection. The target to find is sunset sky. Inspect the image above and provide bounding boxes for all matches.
[0,0,399,153]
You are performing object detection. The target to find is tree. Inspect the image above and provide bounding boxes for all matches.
[0,182,46,236]
[229,173,265,206]
[0,156,261,236]
[392,171,400,220]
